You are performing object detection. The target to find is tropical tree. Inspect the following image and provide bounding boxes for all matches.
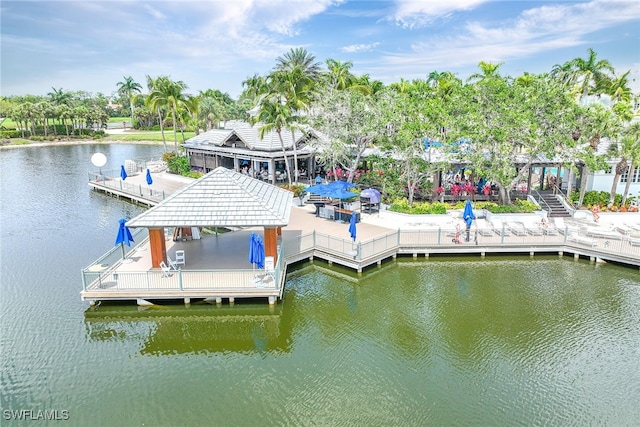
[457,73,578,205]
[607,70,632,103]
[309,88,386,184]
[116,76,143,127]
[145,75,168,151]
[325,59,354,90]
[147,76,191,151]
[565,48,615,99]
[274,47,322,79]
[47,87,73,107]
[252,94,293,185]
[467,61,504,83]
[619,122,640,205]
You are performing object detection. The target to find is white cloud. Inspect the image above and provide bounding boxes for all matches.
[390,0,489,28]
[341,42,380,53]
[381,1,640,71]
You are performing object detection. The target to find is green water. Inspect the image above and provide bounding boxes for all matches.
[1,145,640,426]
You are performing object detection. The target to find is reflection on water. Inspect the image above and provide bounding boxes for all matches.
[85,302,291,356]
[3,145,640,426]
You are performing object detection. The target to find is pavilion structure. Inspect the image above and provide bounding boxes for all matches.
[183,120,325,184]
[125,167,293,269]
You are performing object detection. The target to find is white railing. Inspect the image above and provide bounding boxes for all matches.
[84,226,640,295]
[88,172,167,203]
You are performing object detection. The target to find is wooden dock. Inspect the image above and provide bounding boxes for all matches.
[83,172,640,306]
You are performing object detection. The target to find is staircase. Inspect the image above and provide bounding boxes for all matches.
[537,191,571,218]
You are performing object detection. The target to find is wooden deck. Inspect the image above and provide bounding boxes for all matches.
[82,172,640,306]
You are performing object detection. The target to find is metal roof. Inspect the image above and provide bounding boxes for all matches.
[184,120,310,152]
[126,167,293,228]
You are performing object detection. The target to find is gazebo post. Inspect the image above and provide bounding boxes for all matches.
[148,227,167,268]
[264,227,278,263]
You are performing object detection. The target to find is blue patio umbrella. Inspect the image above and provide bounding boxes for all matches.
[115,218,134,260]
[349,211,357,241]
[304,183,332,196]
[326,180,356,190]
[360,188,381,204]
[463,200,475,242]
[120,165,127,181]
[146,168,153,185]
[248,232,265,270]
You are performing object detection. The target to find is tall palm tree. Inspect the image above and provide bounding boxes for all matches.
[325,59,354,90]
[47,87,72,106]
[116,76,142,127]
[620,122,640,205]
[147,76,191,151]
[567,48,615,99]
[274,47,321,79]
[467,61,504,83]
[145,75,168,151]
[253,95,293,186]
[608,70,632,103]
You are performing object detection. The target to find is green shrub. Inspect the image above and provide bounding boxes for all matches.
[388,199,448,214]
[279,184,306,197]
[0,130,21,138]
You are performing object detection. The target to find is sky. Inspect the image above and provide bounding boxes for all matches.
[1,0,639,100]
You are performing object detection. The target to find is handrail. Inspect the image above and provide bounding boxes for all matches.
[553,185,576,211]
[530,189,551,212]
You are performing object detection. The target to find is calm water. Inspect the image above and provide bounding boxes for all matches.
[1,144,640,426]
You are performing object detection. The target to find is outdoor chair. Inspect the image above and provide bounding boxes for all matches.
[175,250,185,266]
[260,256,275,287]
[167,257,178,270]
[160,261,172,277]
[507,222,527,236]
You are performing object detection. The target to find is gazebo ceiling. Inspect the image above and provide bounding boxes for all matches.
[126,167,293,228]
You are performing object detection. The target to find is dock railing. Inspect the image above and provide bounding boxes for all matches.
[88,172,167,203]
[83,225,640,298]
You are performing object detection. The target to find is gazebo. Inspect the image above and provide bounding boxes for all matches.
[126,167,293,268]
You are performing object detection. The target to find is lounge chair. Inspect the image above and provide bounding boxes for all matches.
[522,219,545,236]
[553,218,578,235]
[490,219,510,236]
[567,233,595,247]
[584,226,624,240]
[507,222,527,236]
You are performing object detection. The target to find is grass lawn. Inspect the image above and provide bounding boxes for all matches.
[104,131,196,142]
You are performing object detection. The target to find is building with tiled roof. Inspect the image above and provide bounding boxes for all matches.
[183,120,324,184]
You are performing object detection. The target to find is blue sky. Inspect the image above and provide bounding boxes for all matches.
[1,0,639,99]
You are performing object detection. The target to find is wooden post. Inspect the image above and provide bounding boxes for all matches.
[148,228,167,268]
[264,227,278,263]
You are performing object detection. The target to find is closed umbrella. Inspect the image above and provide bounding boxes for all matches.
[115,218,134,260]
[146,168,153,185]
[349,212,357,241]
[248,233,265,270]
[120,165,128,181]
[463,200,475,242]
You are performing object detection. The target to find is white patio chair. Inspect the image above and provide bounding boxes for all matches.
[175,250,185,266]
[160,261,172,277]
[259,256,275,287]
[167,257,178,270]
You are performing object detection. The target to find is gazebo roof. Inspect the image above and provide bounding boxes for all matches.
[126,167,293,228]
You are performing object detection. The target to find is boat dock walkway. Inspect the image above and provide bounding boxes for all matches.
[83,171,640,306]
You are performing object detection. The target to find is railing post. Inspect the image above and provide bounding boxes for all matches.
[357,242,361,261]
[119,180,123,191]
[397,229,400,246]
[82,271,87,292]
[501,225,505,244]
[139,184,143,196]
[313,230,316,247]
[437,227,441,245]
[178,269,183,291]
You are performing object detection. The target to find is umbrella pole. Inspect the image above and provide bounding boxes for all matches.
[121,242,126,260]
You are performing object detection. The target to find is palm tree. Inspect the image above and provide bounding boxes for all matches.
[467,61,504,83]
[608,70,632,103]
[253,95,293,186]
[47,87,72,107]
[620,122,640,205]
[325,59,354,90]
[116,76,142,127]
[145,75,168,151]
[567,48,615,99]
[147,76,191,151]
[274,47,321,79]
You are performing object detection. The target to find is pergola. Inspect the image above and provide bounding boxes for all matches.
[126,167,293,268]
